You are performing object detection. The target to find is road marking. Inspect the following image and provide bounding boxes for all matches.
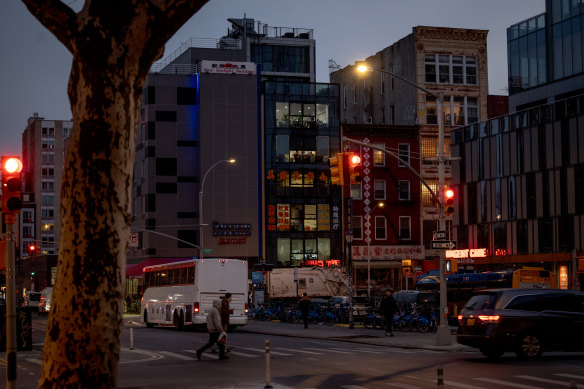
[474,378,543,389]
[159,351,196,360]
[341,386,369,389]
[442,381,487,389]
[304,347,352,354]
[25,358,43,366]
[185,350,219,359]
[236,346,292,356]
[516,375,584,388]
[385,383,424,389]
[227,350,259,358]
[120,348,164,364]
[277,347,323,355]
[555,373,584,380]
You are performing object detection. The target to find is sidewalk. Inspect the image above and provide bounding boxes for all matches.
[236,319,469,352]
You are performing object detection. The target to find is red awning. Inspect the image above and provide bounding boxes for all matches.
[126,257,187,278]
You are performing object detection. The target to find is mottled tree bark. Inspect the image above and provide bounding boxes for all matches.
[21,1,209,387]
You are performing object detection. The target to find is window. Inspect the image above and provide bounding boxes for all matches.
[41,209,55,219]
[353,216,363,240]
[373,143,385,166]
[156,158,177,176]
[421,180,438,207]
[374,180,386,200]
[155,111,177,122]
[41,153,55,165]
[425,54,478,85]
[304,205,317,232]
[398,144,410,167]
[41,195,54,205]
[290,135,316,163]
[399,216,411,240]
[41,140,55,149]
[350,182,362,199]
[467,97,478,124]
[426,96,437,124]
[375,216,386,240]
[398,180,410,200]
[276,102,289,127]
[42,223,54,232]
[276,135,289,163]
[316,136,329,163]
[177,87,197,105]
[41,181,55,191]
[421,136,437,164]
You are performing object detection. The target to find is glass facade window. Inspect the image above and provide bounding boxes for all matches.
[421,180,438,207]
[421,136,437,165]
[251,44,309,74]
[424,54,477,85]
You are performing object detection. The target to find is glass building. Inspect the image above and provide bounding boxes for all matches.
[263,81,342,266]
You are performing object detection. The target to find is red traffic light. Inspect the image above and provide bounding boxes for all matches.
[1,156,23,214]
[350,155,361,165]
[444,188,455,216]
[445,188,454,199]
[29,245,36,252]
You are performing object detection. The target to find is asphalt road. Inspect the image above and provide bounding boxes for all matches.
[2,316,584,388]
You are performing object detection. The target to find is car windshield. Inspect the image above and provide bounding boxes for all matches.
[464,293,497,311]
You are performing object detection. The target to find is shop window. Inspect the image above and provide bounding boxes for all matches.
[277,238,291,265]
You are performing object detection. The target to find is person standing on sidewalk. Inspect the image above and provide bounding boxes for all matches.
[196,299,228,360]
[379,289,397,337]
[299,293,311,329]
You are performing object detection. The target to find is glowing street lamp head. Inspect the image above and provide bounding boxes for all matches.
[356,65,371,73]
[228,159,236,164]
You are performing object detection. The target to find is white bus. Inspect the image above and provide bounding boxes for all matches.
[140,258,248,329]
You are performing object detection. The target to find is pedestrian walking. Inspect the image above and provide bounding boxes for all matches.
[299,293,311,329]
[196,299,228,360]
[221,293,233,331]
[379,289,397,337]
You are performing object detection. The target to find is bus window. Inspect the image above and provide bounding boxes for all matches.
[187,266,195,283]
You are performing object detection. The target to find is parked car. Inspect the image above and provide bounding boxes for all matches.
[38,287,53,315]
[330,296,372,319]
[457,288,584,359]
[23,291,42,307]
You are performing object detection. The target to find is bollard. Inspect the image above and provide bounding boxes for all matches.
[264,339,273,389]
[437,364,443,389]
[130,326,134,350]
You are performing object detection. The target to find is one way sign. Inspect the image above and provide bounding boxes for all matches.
[431,240,456,249]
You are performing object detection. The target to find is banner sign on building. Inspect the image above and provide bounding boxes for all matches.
[317,204,330,231]
[200,60,256,75]
[352,245,425,260]
[277,204,290,231]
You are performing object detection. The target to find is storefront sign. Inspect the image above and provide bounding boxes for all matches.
[317,204,330,231]
[445,248,487,258]
[200,60,256,75]
[212,222,251,236]
[277,204,290,231]
[351,245,425,260]
[559,265,569,289]
[302,259,341,267]
[267,205,277,231]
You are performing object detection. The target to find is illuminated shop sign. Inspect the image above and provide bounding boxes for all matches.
[351,245,425,260]
[302,259,341,267]
[212,222,251,236]
[200,60,256,75]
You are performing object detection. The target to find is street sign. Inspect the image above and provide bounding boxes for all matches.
[203,249,213,253]
[433,230,446,240]
[431,240,456,250]
[128,233,139,248]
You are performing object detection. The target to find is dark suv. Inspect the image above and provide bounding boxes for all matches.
[457,289,584,359]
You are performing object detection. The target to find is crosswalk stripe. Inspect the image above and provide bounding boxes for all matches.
[25,358,43,366]
[304,347,353,354]
[184,350,219,359]
[385,383,424,389]
[442,381,487,389]
[474,378,543,389]
[277,347,323,355]
[228,350,259,358]
[236,346,292,356]
[516,375,584,388]
[555,373,584,380]
[159,351,196,360]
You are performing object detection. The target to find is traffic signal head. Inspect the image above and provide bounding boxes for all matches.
[329,153,344,186]
[349,153,362,184]
[1,156,23,215]
[444,187,455,217]
[28,245,37,255]
[445,258,458,274]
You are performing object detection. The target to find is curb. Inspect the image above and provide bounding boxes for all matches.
[235,327,469,352]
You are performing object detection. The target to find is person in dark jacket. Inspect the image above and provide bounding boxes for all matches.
[299,293,311,329]
[379,289,397,336]
[220,293,233,331]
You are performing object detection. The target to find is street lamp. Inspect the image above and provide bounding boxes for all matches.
[356,64,451,346]
[366,202,384,299]
[199,158,236,259]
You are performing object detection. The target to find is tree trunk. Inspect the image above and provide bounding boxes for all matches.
[39,43,146,389]
[18,1,211,387]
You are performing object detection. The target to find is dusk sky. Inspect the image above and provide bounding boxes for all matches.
[0,0,544,156]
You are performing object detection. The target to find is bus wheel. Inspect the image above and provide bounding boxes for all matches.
[174,310,184,331]
[144,311,154,328]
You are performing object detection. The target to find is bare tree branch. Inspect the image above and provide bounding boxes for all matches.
[21,0,77,54]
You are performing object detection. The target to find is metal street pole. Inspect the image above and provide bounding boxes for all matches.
[5,221,17,389]
[366,202,384,299]
[199,159,235,259]
[356,64,451,345]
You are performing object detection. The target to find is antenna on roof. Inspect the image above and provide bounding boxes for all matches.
[329,59,341,73]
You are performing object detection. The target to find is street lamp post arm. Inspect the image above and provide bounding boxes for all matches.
[362,67,440,100]
[130,227,200,248]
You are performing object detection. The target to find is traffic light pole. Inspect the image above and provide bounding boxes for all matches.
[5,220,17,389]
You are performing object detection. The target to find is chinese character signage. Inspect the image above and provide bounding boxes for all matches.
[352,245,425,260]
[277,204,290,231]
[317,204,330,231]
[331,205,340,231]
[267,205,276,231]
